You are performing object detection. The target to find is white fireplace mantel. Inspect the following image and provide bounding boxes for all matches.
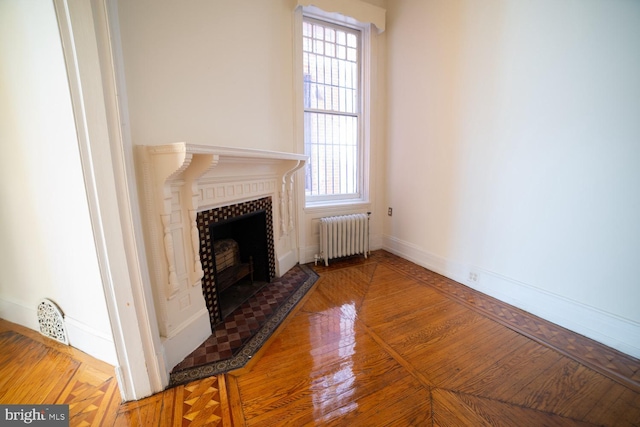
[136,143,306,371]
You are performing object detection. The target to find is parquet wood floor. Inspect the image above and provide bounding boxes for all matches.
[0,322,122,426]
[228,252,640,426]
[0,320,230,426]
[1,250,639,426]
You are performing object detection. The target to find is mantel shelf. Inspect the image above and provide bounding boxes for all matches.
[146,142,308,167]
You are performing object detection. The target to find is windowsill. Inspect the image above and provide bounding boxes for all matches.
[304,199,371,214]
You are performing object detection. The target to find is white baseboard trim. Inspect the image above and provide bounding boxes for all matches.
[65,317,119,365]
[383,235,640,359]
[0,297,119,365]
[301,245,319,265]
[155,347,169,388]
[161,307,212,372]
[0,297,39,331]
[277,249,299,276]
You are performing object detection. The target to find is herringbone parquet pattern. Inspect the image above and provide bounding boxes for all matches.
[180,377,224,426]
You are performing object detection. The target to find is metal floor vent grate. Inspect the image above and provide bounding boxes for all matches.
[37,298,69,345]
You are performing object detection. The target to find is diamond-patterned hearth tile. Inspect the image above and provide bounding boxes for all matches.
[171,264,312,374]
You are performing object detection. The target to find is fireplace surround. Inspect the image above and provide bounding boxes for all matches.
[198,197,276,327]
[137,143,306,371]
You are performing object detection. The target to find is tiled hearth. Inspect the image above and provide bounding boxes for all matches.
[169,264,318,386]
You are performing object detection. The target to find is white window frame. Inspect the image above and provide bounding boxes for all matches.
[295,6,373,209]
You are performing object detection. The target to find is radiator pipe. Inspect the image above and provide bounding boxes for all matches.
[367,212,371,256]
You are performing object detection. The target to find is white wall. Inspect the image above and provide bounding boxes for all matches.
[0,0,117,365]
[117,0,297,152]
[385,0,640,357]
[117,0,389,263]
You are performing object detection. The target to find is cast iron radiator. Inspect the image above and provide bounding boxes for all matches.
[318,213,370,266]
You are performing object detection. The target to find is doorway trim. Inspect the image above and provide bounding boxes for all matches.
[54,0,165,400]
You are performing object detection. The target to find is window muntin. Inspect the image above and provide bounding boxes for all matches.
[303,18,362,202]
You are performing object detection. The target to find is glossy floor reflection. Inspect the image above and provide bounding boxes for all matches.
[227,252,640,426]
[230,260,434,425]
[3,252,639,426]
[170,264,318,386]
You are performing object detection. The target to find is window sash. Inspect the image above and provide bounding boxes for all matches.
[304,111,359,197]
[303,17,362,202]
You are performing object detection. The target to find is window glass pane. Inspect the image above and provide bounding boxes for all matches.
[304,112,358,197]
[303,22,313,37]
[325,28,335,42]
[325,42,335,57]
[347,48,357,62]
[313,24,324,40]
[347,33,357,48]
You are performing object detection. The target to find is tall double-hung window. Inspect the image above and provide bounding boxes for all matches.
[303,17,362,204]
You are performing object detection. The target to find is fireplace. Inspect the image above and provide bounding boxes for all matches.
[197,197,276,326]
[136,143,306,371]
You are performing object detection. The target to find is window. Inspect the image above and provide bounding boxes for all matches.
[302,17,362,204]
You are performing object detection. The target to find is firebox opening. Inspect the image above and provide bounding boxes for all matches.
[209,210,270,320]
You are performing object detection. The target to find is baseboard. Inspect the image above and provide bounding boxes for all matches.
[300,245,319,265]
[383,235,640,359]
[0,297,40,331]
[64,317,118,365]
[277,249,299,276]
[0,297,119,365]
[161,307,212,372]
[155,347,170,388]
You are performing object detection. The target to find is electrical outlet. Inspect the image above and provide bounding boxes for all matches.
[388,207,393,216]
[469,272,479,283]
